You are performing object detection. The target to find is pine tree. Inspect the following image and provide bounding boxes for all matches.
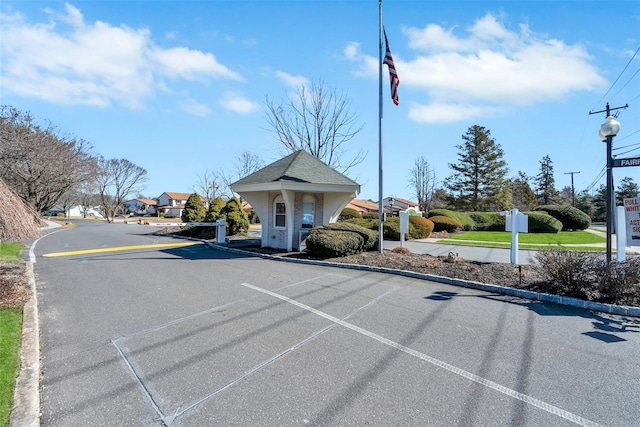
[181,193,206,223]
[446,125,508,211]
[512,171,538,211]
[534,155,558,205]
[616,176,639,204]
[205,196,226,222]
[221,196,249,235]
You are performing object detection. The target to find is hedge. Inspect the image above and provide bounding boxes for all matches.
[534,205,591,231]
[322,222,379,251]
[430,215,463,233]
[339,207,360,221]
[468,212,505,231]
[306,229,364,257]
[427,209,474,230]
[525,211,563,233]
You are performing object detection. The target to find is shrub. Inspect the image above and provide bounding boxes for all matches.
[409,216,434,238]
[205,196,226,222]
[594,257,640,305]
[468,212,505,231]
[533,250,597,297]
[323,222,379,251]
[383,216,434,240]
[391,246,411,254]
[306,229,364,257]
[427,209,474,230]
[430,215,462,233]
[363,212,379,220]
[339,208,360,221]
[221,196,250,235]
[344,218,378,230]
[181,193,206,223]
[525,212,563,233]
[534,205,591,231]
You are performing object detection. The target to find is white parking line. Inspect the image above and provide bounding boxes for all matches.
[240,282,603,427]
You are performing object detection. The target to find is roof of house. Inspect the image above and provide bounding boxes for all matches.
[136,198,157,205]
[388,197,419,207]
[232,150,358,187]
[347,199,379,212]
[162,192,192,200]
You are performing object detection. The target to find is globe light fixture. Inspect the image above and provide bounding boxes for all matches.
[600,115,622,263]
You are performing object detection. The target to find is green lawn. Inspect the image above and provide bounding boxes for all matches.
[0,242,25,427]
[0,309,22,427]
[444,231,605,245]
[0,243,23,260]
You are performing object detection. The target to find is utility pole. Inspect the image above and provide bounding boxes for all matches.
[564,171,580,206]
[589,102,628,263]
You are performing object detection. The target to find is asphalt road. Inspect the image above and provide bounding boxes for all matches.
[32,221,640,426]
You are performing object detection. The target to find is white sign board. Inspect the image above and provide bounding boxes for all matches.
[624,197,640,246]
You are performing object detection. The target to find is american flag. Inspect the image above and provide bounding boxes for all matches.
[383,28,399,106]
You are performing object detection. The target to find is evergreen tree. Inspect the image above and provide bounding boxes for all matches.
[221,196,249,235]
[181,193,206,223]
[512,171,538,211]
[534,155,558,205]
[575,189,596,220]
[446,125,508,211]
[205,196,226,222]
[592,185,607,222]
[616,176,639,204]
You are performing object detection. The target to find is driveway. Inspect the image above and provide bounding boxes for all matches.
[26,221,640,426]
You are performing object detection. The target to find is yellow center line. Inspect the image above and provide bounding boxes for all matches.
[42,242,200,257]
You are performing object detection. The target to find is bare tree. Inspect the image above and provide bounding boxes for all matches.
[78,180,101,218]
[193,169,222,203]
[407,156,438,212]
[96,157,148,223]
[263,80,365,173]
[0,106,97,212]
[235,150,264,179]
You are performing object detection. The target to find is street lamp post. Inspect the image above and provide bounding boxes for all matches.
[600,115,621,263]
[388,198,394,217]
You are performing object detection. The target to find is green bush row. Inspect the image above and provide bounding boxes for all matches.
[430,215,463,233]
[426,209,475,231]
[534,205,591,231]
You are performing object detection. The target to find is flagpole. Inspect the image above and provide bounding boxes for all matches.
[378,0,384,254]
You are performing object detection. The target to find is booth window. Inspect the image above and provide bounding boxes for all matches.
[274,198,286,227]
[302,196,315,228]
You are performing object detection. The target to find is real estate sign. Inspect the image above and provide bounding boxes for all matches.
[624,197,640,245]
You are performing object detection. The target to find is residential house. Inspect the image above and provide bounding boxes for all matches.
[346,199,379,215]
[124,198,158,215]
[156,192,192,217]
[384,197,422,216]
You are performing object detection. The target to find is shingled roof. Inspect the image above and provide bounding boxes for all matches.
[232,150,358,187]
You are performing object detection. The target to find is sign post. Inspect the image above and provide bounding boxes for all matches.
[399,211,409,247]
[502,208,528,264]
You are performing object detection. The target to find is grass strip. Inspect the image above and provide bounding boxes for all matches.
[0,243,23,261]
[437,240,604,251]
[446,231,605,244]
[0,309,22,427]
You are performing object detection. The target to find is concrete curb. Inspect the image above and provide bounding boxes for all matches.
[207,242,640,318]
[10,261,40,427]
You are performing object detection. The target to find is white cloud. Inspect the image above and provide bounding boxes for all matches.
[0,3,244,109]
[219,91,260,114]
[347,13,606,123]
[275,70,309,88]
[178,98,212,116]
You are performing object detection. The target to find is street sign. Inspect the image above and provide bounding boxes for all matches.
[612,157,640,167]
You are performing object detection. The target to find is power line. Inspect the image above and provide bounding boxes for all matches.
[592,45,640,110]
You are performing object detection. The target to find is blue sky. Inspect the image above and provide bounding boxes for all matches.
[1,1,639,203]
